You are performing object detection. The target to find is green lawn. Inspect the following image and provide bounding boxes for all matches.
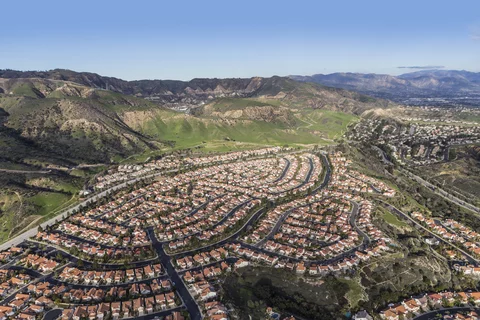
[0,194,18,242]
[209,97,283,111]
[131,108,356,150]
[382,209,409,228]
[295,109,358,140]
[28,192,73,216]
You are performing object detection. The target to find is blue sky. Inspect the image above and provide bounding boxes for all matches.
[1,0,479,80]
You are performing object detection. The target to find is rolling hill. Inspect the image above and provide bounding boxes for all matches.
[0,69,392,242]
[0,69,392,111]
[0,71,393,160]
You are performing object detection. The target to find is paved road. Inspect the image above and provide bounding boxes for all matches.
[254,154,331,248]
[0,151,311,251]
[349,201,371,250]
[413,307,480,320]
[130,307,184,320]
[400,168,480,214]
[26,240,159,269]
[43,308,62,320]
[169,154,328,257]
[272,158,291,183]
[254,206,294,248]
[0,170,173,251]
[245,199,367,266]
[372,146,394,165]
[0,168,52,174]
[312,153,331,193]
[46,271,170,290]
[166,200,251,244]
[177,257,238,275]
[170,206,267,257]
[372,144,479,214]
[148,228,201,320]
[379,200,480,265]
[0,270,53,306]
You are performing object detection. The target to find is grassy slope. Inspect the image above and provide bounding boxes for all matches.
[381,208,409,228]
[130,107,357,149]
[0,78,363,243]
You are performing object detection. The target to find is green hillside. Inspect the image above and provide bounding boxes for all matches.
[0,74,370,243]
[125,107,356,150]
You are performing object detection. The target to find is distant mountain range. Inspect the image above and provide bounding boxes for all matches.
[290,70,480,106]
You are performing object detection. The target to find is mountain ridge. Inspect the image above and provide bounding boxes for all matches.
[0,69,392,112]
[290,69,480,106]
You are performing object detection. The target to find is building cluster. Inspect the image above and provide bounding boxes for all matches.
[95,147,285,190]
[60,290,179,320]
[57,264,163,285]
[0,270,32,300]
[348,118,480,166]
[182,261,230,320]
[0,147,415,320]
[411,212,480,259]
[175,247,229,271]
[21,254,58,273]
[237,152,394,273]
[34,231,154,262]
[0,248,23,264]
[380,291,480,320]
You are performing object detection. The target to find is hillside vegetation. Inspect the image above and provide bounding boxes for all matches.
[0,69,393,111]
[0,70,387,244]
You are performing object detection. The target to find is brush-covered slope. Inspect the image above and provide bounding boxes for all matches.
[0,74,379,161]
[0,78,172,162]
[0,69,392,113]
[0,73,373,242]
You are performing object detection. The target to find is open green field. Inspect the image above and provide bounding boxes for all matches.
[381,209,409,228]
[0,169,84,243]
[27,192,74,217]
[295,109,358,140]
[209,97,283,111]
[130,108,357,150]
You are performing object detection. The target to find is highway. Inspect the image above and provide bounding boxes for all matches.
[0,151,309,252]
[400,168,480,214]
[372,144,480,214]
[0,169,175,251]
[413,307,480,320]
[379,200,480,265]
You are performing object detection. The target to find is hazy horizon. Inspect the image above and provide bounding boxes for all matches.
[1,0,479,81]
[2,67,479,83]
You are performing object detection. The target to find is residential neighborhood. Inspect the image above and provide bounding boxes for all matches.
[0,146,471,320]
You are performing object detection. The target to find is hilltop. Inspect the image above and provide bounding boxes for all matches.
[0,71,394,161]
[0,74,390,160]
[0,69,393,241]
[0,69,392,112]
